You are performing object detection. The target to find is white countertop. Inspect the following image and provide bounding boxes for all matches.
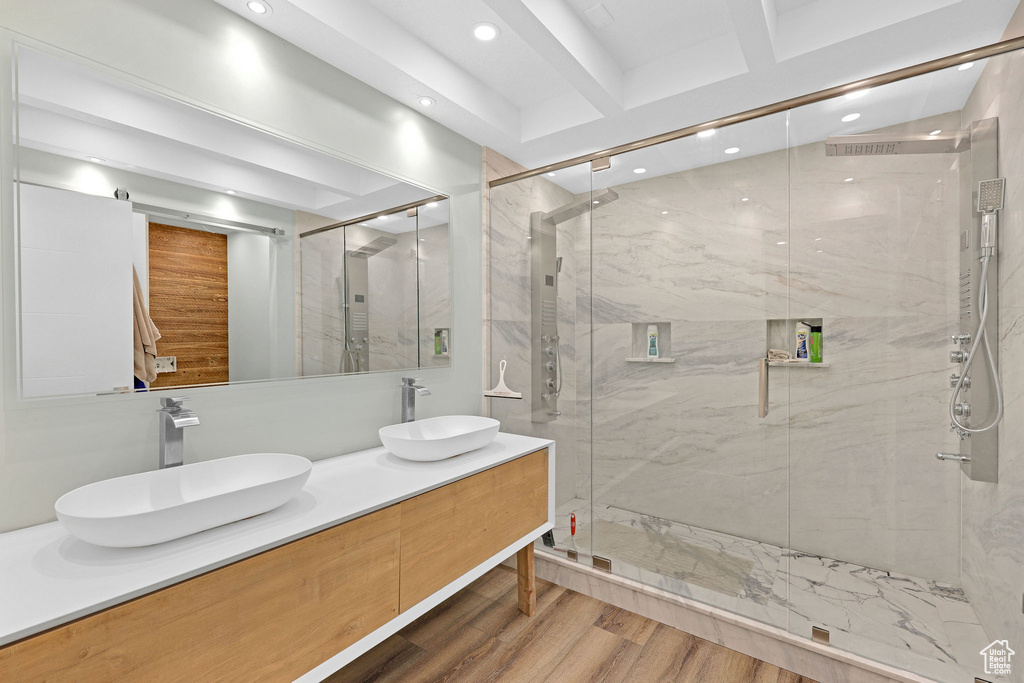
[0,432,552,648]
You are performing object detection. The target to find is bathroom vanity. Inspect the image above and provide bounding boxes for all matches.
[0,433,554,682]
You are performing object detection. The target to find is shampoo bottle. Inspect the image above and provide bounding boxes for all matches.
[795,322,810,361]
[647,324,659,358]
[809,324,822,363]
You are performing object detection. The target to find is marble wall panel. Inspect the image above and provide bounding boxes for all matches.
[960,9,1024,655]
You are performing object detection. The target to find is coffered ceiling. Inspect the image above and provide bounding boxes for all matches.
[215,0,1020,172]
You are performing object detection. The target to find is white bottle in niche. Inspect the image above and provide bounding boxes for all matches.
[647,325,659,358]
[795,321,810,361]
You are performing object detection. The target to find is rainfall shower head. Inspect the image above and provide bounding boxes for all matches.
[978,178,1005,213]
[348,235,397,258]
[542,188,619,224]
[825,130,970,156]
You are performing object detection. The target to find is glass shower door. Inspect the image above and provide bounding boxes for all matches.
[587,113,792,630]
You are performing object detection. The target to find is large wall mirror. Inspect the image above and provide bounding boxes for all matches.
[11,46,452,399]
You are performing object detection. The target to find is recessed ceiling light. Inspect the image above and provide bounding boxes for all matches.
[958,62,974,71]
[377,215,387,220]
[817,250,823,253]
[86,156,105,163]
[697,129,716,139]
[417,96,435,107]
[473,22,499,41]
[777,241,787,245]
[633,168,646,174]
[845,89,870,100]
[844,177,854,182]
[724,147,739,154]
[930,129,942,136]
[741,197,749,202]
[842,113,860,123]
[420,238,426,242]
[546,172,556,177]
[426,202,438,207]
[815,237,822,241]
[593,200,600,204]
[225,189,236,195]
[246,1,271,15]
[661,211,668,214]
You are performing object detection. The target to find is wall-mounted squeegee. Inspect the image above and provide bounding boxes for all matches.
[824,130,970,156]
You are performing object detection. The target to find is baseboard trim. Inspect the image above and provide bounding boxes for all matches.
[529,551,937,683]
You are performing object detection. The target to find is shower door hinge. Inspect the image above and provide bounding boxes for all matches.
[592,555,612,572]
[591,157,611,172]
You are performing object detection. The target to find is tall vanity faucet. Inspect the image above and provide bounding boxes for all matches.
[158,397,200,469]
[400,378,430,423]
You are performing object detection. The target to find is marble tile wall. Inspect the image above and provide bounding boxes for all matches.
[960,4,1024,656]
[487,159,587,508]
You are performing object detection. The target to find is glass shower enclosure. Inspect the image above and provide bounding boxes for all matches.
[488,47,1017,682]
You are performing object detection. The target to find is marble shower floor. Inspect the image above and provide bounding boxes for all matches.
[548,500,991,683]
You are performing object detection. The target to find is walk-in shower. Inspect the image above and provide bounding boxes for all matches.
[489,39,1024,683]
[341,235,396,373]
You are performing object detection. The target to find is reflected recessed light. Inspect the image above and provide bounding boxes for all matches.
[86,156,106,164]
[741,197,749,202]
[377,215,387,220]
[417,96,435,107]
[815,237,822,241]
[845,89,870,100]
[958,62,974,71]
[844,177,854,182]
[817,250,824,253]
[360,223,368,227]
[842,113,860,123]
[426,202,438,208]
[225,189,236,195]
[473,22,499,41]
[547,172,556,177]
[246,1,271,15]
[724,147,739,154]
[777,241,787,245]
[633,168,646,174]
[930,129,942,136]
[420,238,426,242]
[593,200,600,204]
[697,129,716,139]
[661,211,668,214]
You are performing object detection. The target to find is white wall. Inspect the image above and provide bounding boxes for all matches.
[0,0,483,531]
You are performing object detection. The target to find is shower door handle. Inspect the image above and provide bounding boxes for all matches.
[758,357,769,418]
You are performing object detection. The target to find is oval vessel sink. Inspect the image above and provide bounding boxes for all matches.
[55,453,312,547]
[380,415,500,462]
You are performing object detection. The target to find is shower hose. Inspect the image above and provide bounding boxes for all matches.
[949,254,1004,433]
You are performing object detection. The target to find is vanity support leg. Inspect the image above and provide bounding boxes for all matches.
[517,543,536,616]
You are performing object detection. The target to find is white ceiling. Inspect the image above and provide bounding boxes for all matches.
[214,0,1020,174]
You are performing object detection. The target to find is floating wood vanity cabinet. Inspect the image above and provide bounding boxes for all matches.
[0,447,550,683]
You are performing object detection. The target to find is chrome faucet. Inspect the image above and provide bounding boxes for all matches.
[158,397,200,468]
[401,378,430,423]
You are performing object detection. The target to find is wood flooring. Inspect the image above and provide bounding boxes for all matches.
[327,565,818,683]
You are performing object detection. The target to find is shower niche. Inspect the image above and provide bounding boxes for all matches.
[765,318,828,366]
[626,322,674,363]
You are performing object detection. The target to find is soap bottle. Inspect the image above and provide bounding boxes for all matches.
[795,321,810,361]
[647,324,659,358]
[809,324,822,363]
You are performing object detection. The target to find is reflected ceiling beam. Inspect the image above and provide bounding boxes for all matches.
[484,0,624,117]
[286,0,521,139]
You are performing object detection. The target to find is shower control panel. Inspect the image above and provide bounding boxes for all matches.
[948,117,999,482]
[530,211,559,423]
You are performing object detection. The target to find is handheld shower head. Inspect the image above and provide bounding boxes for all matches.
[556,256,563,273]
[978,178,1005,213]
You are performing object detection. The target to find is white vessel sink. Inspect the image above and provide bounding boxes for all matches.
[55,453,312,548]
[380,415,500,462]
